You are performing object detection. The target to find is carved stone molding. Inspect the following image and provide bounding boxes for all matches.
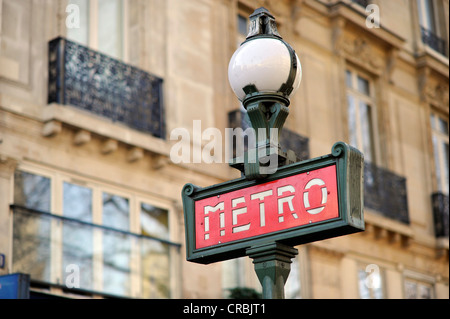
[338,36,384,74]
[424,82,449,109]
[418,66,450,109]
[362,219,412,248]
[0,156,18,179]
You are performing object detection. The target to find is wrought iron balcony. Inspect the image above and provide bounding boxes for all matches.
[351,0,369,8]
[228,110,310,161]
[432,192,449,238]
[420,26,448,57]
[364,162,409,224]
[48,37,165,139]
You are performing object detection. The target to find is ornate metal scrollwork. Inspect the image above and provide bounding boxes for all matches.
[48,37,165,139]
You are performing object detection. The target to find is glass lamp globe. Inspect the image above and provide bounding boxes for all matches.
[228,37,302,102]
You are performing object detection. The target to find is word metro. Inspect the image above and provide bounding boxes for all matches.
[182,142,364,264]
[195,165,338,249]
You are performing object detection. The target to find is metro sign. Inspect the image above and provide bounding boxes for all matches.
[182,142,364,264]
[195,165,338,249]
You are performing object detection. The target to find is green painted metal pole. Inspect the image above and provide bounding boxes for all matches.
[246,242,298,299]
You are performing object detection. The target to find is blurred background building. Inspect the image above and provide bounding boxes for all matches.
[0,0,448,299]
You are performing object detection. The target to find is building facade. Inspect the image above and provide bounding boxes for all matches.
[0,0,448,299]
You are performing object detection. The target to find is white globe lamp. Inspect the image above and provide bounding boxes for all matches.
[227,7,303,180]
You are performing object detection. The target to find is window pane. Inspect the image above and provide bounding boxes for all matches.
[438,117,449,135]
[140,203,170,298]
[418,284,432,299]
[405,281,417,299]
[347,95,358,148]
[360,102,374,162]
[14,171,51,212]
[102,192,129,231]
[98,0,123,58]
[103,230,131,297]
[102,192,130,296]
[141,239,170,298]
[66,0,89,45]
[432,135,442,190]
[357,76,370,96]
[358,269,370,299]
[443,142,449,193]
[423,0,436,31]
[141,203,169,240]
[346,70,352,87]
[13,208,51,283]
[430,113,436,129]
[285,256,301,298]
[63,182,92,222]
[62,182,93,290]
[238,14,248,36]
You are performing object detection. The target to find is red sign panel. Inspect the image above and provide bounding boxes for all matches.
[195,164,339,249]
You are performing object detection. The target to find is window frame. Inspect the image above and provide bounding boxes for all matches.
[11,163,179,298]
[403,269,436,299]
[416,0,437,32]
[65,0,128,61]
[430,111,449,195]
[357,263,386,299]
[345,67,380,164]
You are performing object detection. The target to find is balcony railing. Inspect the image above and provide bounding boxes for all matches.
[48,37,165,138]
[364,162,409,224]
[11,205,180,298]
[420,26,448,57]
[351,0,369,8]
[228,110,310,161]
[432,192,449,238]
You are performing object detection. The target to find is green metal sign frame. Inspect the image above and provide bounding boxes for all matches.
[182,142,364,264]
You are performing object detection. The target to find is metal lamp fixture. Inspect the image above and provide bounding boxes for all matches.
[228,7,302,180]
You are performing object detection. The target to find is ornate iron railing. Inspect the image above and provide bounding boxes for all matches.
[48,37,165,138]
[351,0,370,8]
[228,110,310,161]
[420,26,448,57]
[432,192,449,238]
[364,162,409,224]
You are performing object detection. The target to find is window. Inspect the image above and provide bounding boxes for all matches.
[430,113,449,194]
[358,264,384,299]
[404,279,433,299]
[14,170,51,212]
[285,256,301,298]
[62,182,93,290]
[102,192,131,296]
[12,167,178,298]
[416,0,447,56]
[346,69,377,163]
[140,203,170,298]
[237,14,248,46]
[13,171,52,283]
[67,0,124,59]
[417,0,436,33]
[222,257,248,297]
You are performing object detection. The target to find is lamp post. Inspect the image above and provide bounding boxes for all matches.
[182,8,364,299]
[228,7,302,180]
[228,7,302,298]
